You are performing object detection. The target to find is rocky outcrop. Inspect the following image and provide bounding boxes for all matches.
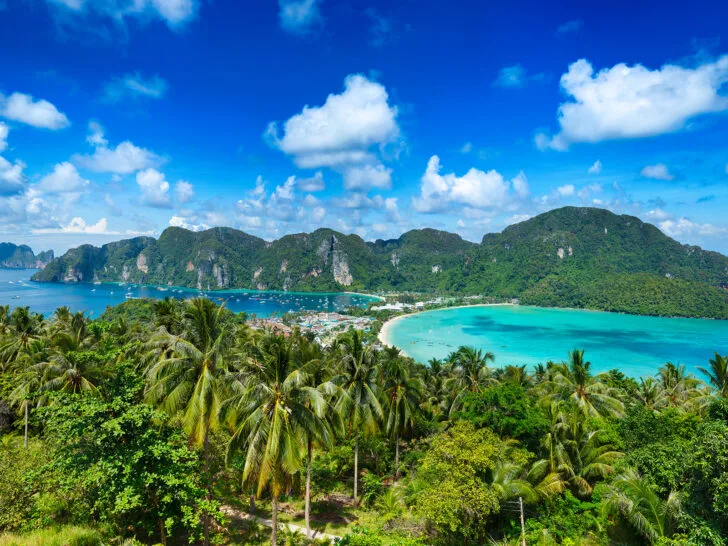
[136,253,149,273]
[332,251,352,286]
[0,244,54,269]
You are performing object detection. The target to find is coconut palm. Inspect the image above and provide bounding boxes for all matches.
[445,345,496,414]
[656,362,702,411]
[602,468,682,544]
[540,403,622,497]
[495,364,532,387]
[381,352,423,480]
[36,349,108,395]
[224,333,330,546]
[332,329,383,505]
[145,298,234,448]
[634,377,666,412]
[1,307,44,367]
[697,352,728,398]
[50,311,96,352]
[544,350,624,418]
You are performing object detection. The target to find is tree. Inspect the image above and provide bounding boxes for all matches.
[38,366,216,544]
[332,329,383,505]
[544,350,624,418]
[602,468,681,544]
[445,345,496,414]
[698,352,728,398]
[381,351,423,480]
[225,333,330,546]
[144,298,235,545]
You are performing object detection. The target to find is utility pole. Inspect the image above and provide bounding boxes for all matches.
[519,496,526,546]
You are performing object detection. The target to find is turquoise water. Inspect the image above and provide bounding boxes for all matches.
[0,269,377,318]
[386,305,728,377]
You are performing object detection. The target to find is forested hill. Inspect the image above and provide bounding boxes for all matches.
[32,207,728,318]
[0,243,53,269]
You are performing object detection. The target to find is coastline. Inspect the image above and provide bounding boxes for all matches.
[377,302,514,351]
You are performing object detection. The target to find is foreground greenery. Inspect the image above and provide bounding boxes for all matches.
[1,299,727,545]
[32,206,728,318]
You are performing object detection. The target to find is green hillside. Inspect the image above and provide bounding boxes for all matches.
[32,207,728,318]
[0,243,53,269]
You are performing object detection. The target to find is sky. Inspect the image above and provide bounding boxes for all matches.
[1,0,728,254]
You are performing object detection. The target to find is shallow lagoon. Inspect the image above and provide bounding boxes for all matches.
[0,269,377,317]
[385,304,728,377]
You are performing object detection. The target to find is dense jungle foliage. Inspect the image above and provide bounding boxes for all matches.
[0,298,727,545]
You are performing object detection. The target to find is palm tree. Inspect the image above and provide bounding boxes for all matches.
[495,364,532,387]
[698,352,728,398]
[656,362,702,410]
[1,307,44,367]
[36,349,108,394]
[332,329,383,505]
[540,402,622,497]
[602,468,682,544]
[295,335,338,537]
[544,350,624,418]
[224,333,330,546]
[445,345,495,414]
[381,351,423,480]
[634,377,666,412]
[144,298,234,545]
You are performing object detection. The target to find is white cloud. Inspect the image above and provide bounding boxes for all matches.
[0,156,25,195]
[460,142,473,154]
[0,122,8,152]
[278,0,321,34]
[342,164,392,191]
[33,216,117,234]
[413,155,527,213]
[556,19,583,36]
[296,171,325,192]
[538,55,728,150]
[588,160,602,174]
[102,72,168,103]
[511,171,530,199]
[174,180,193,203]
[493,64,546,88]
[86,120,108,147]
[659,217,728,239]
[169,214,209,232]
[646,208,671,221]
[641,163,674,180]
[38,162,89,193]
[556,184,575,197]
[74,139,163,174]
[0,92,70,130]
[45,0,198,29]
[136,168,171,207]
[267,74,399,171]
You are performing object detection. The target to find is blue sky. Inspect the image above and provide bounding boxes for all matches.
[1,0,728,254]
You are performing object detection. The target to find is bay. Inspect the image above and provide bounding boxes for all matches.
[0,269,377,317]
[384,304,728,377]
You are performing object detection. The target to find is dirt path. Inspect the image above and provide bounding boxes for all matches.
[221,504,342,542]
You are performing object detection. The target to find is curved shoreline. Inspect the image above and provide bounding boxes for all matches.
[378,303,514,352]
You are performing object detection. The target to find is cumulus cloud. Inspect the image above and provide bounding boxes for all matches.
[296,171,325,192]
[267,74,399,168]
[174,180,193,203]
[588,160,602,174]
[536,55,728,150]
[169,214,209,232]
[74,123,163,174]
[38,162,89,193]
[33,216,117,234]
[102,72,168,103]
[556,184,575,197]
[278,0,321,34]
[45,0,199,29]
[342,164,392,191]
[659,217,727,239]
[0,92,70,130]
[412,156,529,213]
[641,163,674,180]
[493,64,547,88]
[0,156,25,196]
[136,168,171,207]
[0,122,8,152]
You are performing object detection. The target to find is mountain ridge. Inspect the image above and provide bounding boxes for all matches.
[0,243,54,269]
[31,207,728,318]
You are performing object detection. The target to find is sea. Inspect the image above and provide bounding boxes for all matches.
[385,304,728,378]
[0,269,377,318]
